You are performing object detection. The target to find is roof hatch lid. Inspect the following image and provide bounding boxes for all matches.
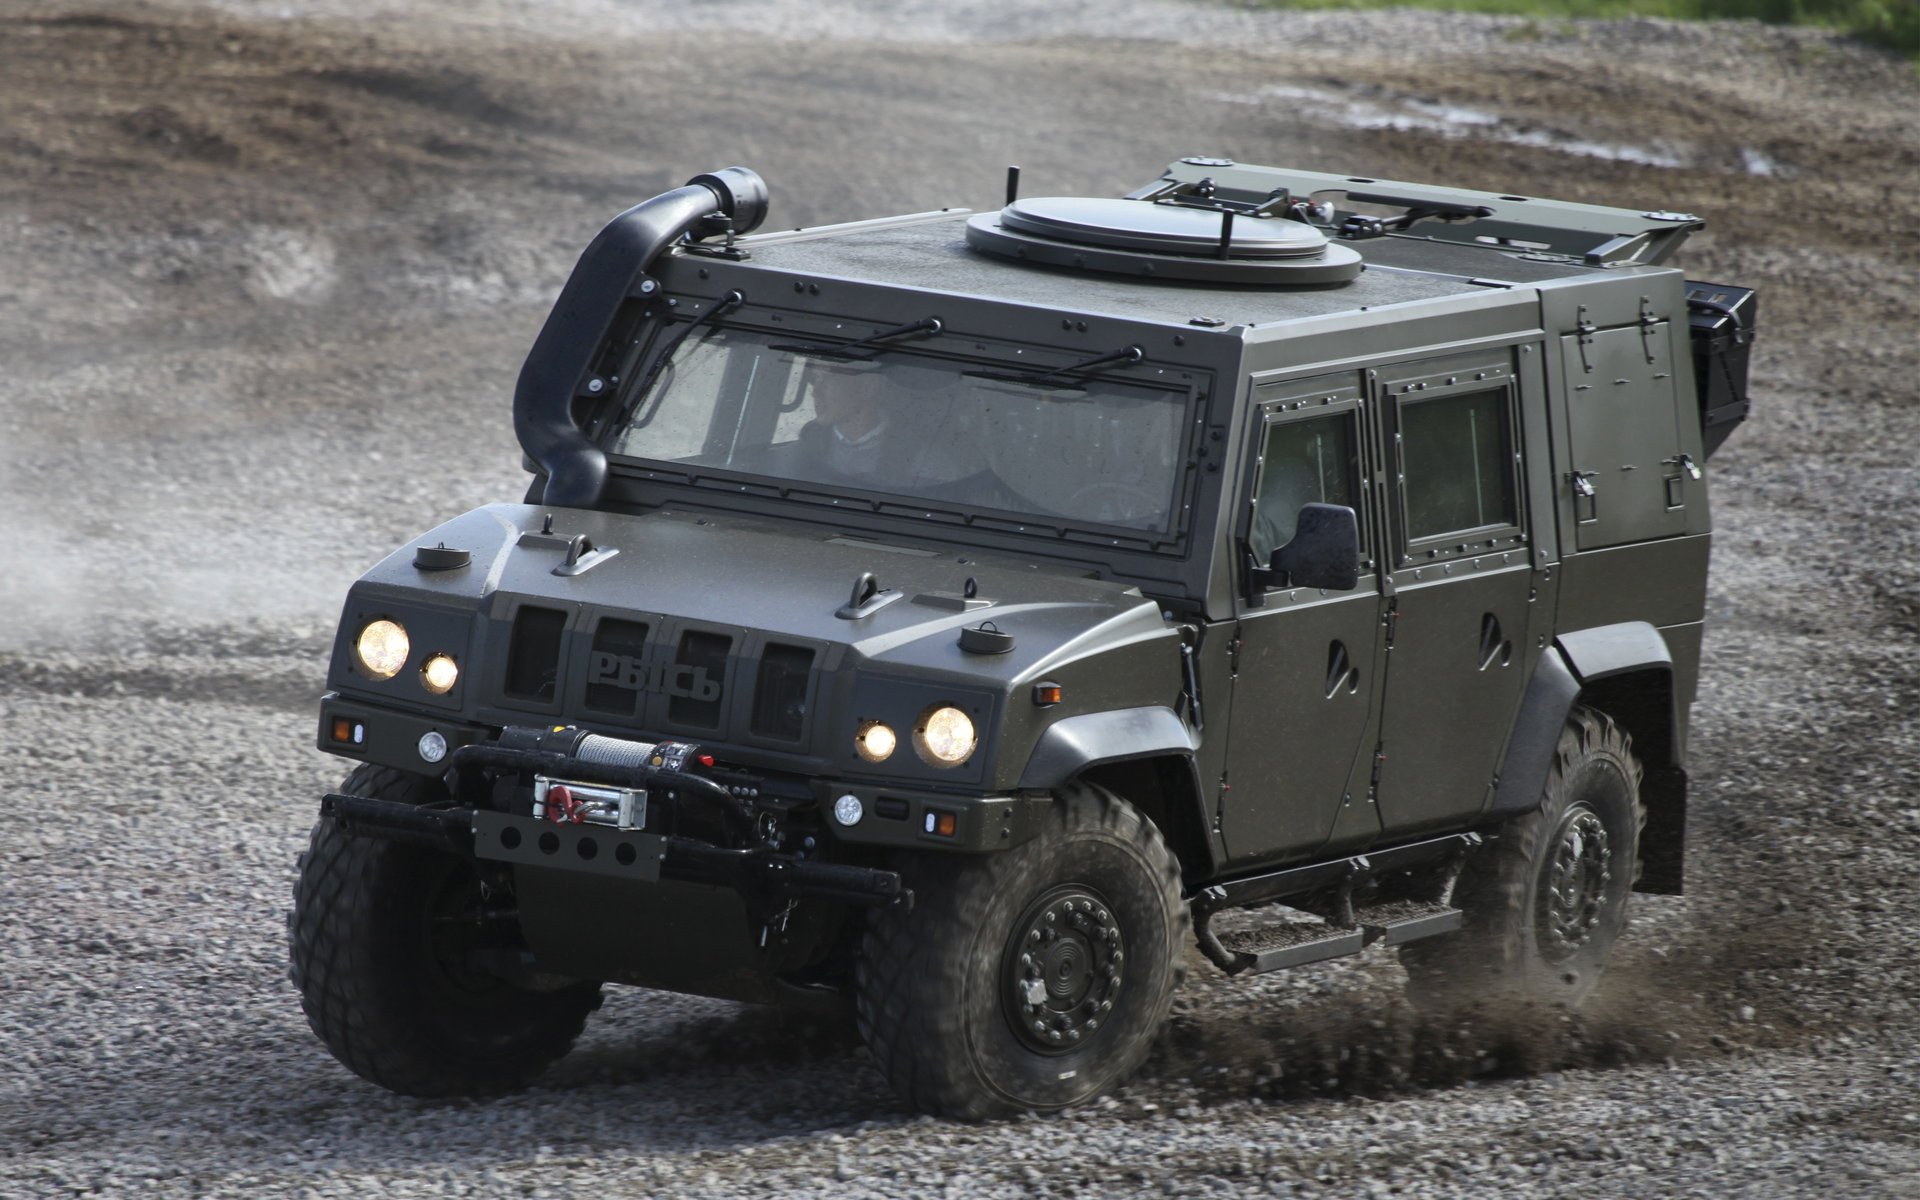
[966,196,1363,285]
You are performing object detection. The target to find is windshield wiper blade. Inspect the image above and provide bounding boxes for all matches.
[769,317,943,361]
[594,290,745,442]
[967,344,1145,388]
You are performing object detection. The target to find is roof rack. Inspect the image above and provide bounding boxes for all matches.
[1131,157,1704,267]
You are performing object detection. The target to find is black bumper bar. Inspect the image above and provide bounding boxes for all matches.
[320,793,904,908]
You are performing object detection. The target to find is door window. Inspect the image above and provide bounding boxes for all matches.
[1249,411,1362,565]
[1398,386,1518,544]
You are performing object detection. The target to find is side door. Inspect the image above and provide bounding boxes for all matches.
[1218,376,1386,867]
[1372,353,1536,837]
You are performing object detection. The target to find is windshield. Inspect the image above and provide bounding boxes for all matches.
[604,325,1192,536]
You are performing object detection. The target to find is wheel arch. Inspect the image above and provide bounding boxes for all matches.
[1491,623,1687,894]
[1018,707,1215,883]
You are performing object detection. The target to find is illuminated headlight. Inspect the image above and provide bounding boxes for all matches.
[355,619,410,680]
[914,705,977,767]
[854,719,898,763]
[420,653,459,695]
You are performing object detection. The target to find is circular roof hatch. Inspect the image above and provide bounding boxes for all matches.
[966,197,1362,285]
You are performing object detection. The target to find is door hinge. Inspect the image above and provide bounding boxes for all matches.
[1575,304,1597,374]
[1227,623,1244,677]
[1368,744,1386,805]
[1383,600,1398,649]
[1179,639,1205,735]
[1638,295,1661,364]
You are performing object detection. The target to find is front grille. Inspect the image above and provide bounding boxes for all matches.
[504,610,816,748]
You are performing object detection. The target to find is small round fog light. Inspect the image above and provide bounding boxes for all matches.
[418,731,448,764]
[832,793,865,827]
[854,719,897,763]
[420,653,459,695]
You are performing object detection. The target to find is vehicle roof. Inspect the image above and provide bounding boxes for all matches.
[730,210,1614,333]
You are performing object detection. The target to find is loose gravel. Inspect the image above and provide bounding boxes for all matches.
[4,1,1919,1196]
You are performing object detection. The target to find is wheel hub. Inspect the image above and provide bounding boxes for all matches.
[1001,885,1124,1055]
[1541,806,1612,961]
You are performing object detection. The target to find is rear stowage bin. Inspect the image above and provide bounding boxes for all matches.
[1686,281,1757,458]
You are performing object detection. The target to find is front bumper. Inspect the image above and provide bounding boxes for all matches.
[320,791,905,908]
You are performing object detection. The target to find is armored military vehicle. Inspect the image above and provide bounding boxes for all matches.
[290,159,1753,1118]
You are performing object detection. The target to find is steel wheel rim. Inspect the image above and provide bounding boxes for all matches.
[1539,803,1612,962]
[999,884,1125,1055]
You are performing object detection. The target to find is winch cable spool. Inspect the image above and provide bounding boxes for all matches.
[450,726,755,839]
[965,194,1364,285]
[513,166,770,509]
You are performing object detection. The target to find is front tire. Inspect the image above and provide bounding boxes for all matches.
[854,783,1187,1120]
[1402,707,1644,1009]
[289,765,602,1096]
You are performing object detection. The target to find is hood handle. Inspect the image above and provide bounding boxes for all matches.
[837,571,903,620]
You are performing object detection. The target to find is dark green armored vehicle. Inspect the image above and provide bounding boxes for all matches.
[290,159,1753,1117]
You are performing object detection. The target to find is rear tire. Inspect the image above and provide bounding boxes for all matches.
[1401,707,1644,1009]
[854,783,1187,1120]
[289,765,602,1096]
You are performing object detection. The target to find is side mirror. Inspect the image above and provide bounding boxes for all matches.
[1253,503,1361,593]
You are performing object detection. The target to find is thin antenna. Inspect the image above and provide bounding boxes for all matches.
[1005,165,1021,207]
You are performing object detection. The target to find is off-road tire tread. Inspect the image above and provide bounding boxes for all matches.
[288,764,601,1097]
[854,783,1187,1120]
[1401,706,1644,1005]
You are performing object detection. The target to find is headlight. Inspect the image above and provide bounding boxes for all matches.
[420,653,459,695]
[355,619,410,680]
[914,705,977,767]
[854,720,897,763]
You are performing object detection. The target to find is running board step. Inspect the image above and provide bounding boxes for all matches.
[1216,924,1366,974]
[1360,901,1464,946]
[1203,901,1463,976]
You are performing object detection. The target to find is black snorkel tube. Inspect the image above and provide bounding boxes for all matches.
[513,167,770,507]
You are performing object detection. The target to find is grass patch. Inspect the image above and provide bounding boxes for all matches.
[1232,0,1919,57]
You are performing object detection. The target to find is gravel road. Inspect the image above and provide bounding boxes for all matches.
[4,1,1919,1196]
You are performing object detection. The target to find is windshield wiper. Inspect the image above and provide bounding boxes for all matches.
[595,289,745,441]
[769,316,943,361]
[967,344,1145,389]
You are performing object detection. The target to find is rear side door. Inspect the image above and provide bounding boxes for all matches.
[1371,353,1535,836]
[1218,376,1385,866]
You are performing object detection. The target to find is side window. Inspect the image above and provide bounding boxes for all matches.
[1250,411,1362,565]
[1399,387,1516,541]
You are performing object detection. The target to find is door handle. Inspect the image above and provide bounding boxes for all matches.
[1664,453,1702,480]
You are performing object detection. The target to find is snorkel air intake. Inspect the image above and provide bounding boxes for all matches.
[513,167,770,507]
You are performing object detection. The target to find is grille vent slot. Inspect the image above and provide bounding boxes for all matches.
[504,606,568,703]
[669,631,732,728]
[751,643,814,743]
[584,618,651,715]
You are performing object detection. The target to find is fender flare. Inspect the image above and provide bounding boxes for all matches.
[1556,621,1673,685]
[1488,622,1674,819]
[1017,706,1199,791]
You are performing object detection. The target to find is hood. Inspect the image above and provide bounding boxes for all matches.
[331,504,1177,777]
[355,503,1168,676]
